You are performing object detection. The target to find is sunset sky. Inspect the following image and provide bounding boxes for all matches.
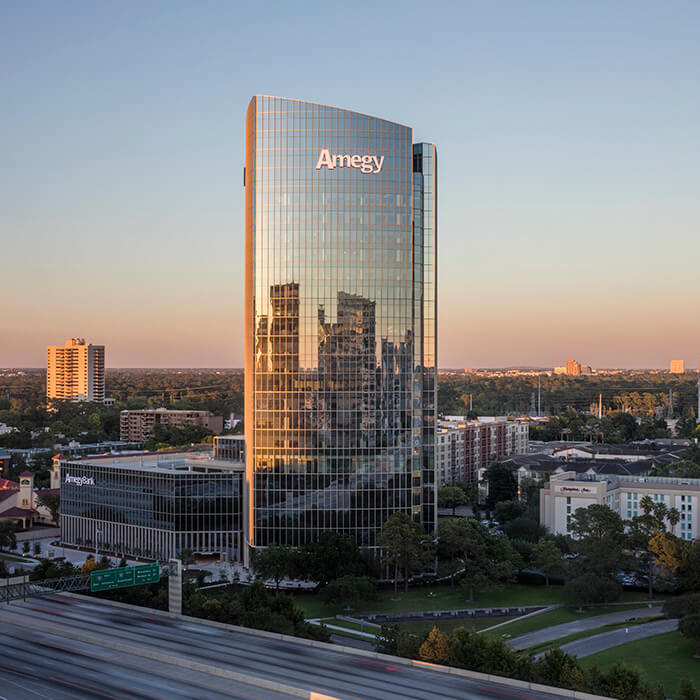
[2,1,699,368]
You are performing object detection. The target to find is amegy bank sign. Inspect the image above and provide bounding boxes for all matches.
[65,473,95,487]
[316,149,384,174]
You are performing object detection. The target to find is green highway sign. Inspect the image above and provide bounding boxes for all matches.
[91,562,160,592]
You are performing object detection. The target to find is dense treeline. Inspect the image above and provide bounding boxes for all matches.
[0,369,244,450]
[1,369,698,450]
[439,372,698,419]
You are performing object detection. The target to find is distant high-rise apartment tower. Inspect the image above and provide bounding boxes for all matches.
[244,96,437,556]
[47,338,105,402]
[670,360,685,374]
[566,360,581,376]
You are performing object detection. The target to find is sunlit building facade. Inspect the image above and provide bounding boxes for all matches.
[244,96,436,555]
[47,338,105,403]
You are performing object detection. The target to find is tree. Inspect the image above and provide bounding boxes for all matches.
[252,544,295,592]
[568,504,627,579]
[301,531,371,584]
[565,572,620,608]
[81,555,97,573]
[649,531,686,579]
[494,499,525,524]
[37,491,60,524]
[484,462,518,509]
[679,541,700,592]
[377,512,432,595]
[531,538,564,585]
[177,549,196,566]
[320,575,376,611]
[679,679,700,700]
[437,517,468,586]
[679,613,700,658]
[503,516,545,543]
[0,521,16,550]
[437,486,468,515]
[663,593,700,620]
[419,626,449,664]
[629,497,684,597]
[443,519,519,602]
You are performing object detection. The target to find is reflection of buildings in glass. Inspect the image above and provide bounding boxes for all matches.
[317,292,377,451]
[245,96,437,555]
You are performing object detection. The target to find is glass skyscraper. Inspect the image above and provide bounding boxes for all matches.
[244,96,436,554]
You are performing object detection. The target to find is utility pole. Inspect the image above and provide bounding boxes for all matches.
[469,394,473,412]
[537,376,541,417]
[530,392,536,416]
[668,388,673,419]
[599,393,603,419]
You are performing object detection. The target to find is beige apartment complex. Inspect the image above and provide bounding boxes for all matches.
[119,408,224,442]
[47,338,105,402]
[670,360,685,374]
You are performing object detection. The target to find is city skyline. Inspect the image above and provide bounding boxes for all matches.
[2,2,699,368]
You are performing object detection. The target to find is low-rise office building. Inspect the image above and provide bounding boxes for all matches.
[541,471,699,541]
[436,417,528,485]
[56,449,244,562]
[213,435,245,462]
[119,408,224,442]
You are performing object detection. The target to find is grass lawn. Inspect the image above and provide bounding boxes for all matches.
[318,615,511,639]
[398,616,512,637]
[482,602,659,641]
[0,552,34,563]
[579,631,700,700]
[292,582,654,620]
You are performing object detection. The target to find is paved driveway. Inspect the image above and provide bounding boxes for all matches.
[508,606,662,650]
[557,619,678,658]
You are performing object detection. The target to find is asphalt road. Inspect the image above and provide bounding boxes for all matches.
[558,618,679,659]
[508,606,663,651]
[0,595,572,700]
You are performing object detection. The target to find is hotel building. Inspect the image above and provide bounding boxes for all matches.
[47,338,105,403]
[244,96,436,554]
[541,471,698,541]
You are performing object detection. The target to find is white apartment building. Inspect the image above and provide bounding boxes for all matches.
[436,417,529,485]
[47,338,105,402]
[541,471,698,541]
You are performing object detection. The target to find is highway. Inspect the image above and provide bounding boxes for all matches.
[0,595,573,700]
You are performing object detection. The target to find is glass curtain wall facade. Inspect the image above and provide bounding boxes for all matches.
[60,462,243,561]
[245,96,436,553]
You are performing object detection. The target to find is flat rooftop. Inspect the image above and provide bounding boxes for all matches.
[59,451,244,474]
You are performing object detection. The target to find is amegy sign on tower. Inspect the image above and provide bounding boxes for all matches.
[64,473,95,487]
[315,149,385,174]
